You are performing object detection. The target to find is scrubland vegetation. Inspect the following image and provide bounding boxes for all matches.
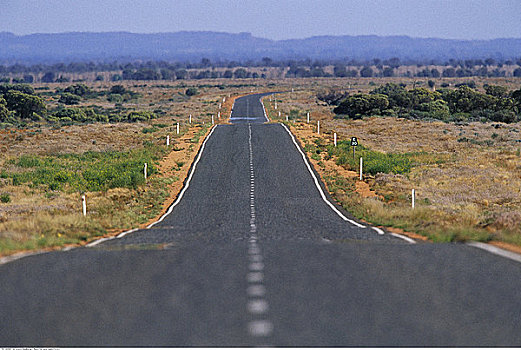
[2,72,521,256]
[329,82,521,124]
[0,79,237,255]
[265,76,521,248]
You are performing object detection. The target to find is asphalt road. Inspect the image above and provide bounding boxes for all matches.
[1,93,521,346]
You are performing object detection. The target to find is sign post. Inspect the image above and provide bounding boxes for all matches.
[351,137,358,161]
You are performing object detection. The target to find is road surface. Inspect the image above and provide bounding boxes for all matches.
[1,93,521,346]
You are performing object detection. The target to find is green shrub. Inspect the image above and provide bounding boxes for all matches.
[4,148,161,192]
[329,141,412,175]
[185,87,198,96]
[141,126,159,134]
[0,193,10,203]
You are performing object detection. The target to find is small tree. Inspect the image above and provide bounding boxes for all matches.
[4,90,46,120]
[382,67,394,77]
[360,66,374,77]
[41,72,55,83]
[185,87,198,96]
[59,93,81,105]
[110,85,127,95]
[484,84,508,98]
[65,83,90,96]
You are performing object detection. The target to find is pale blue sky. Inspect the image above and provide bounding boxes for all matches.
[2,0,520,40]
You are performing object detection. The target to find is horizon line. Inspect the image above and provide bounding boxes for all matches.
[2,30,521,42]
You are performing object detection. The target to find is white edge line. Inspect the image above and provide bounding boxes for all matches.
[84,227,139,248]
[229,97,235,122]
[85,236,115,247]
[280,123,366,229]
[260,96,270,122]
[371,227,385,235]
[147,125,218,228]
[2,125,219,263]
[390,232,416,244]
[0,250,45,266]
[116,228,139,238]
[467,241,521,264]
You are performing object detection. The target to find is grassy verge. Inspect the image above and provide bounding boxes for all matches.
[0,145,168,254]
[3,147,161,192]
[0,80,240,257]
[0,123,215,256]
[289,121,505,244]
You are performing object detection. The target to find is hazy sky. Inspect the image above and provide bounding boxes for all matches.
[2,0,520,40]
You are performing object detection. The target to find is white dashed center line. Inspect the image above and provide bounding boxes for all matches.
[246,123,273,341]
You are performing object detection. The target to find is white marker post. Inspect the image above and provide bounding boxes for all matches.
[166,135,170,146]
[82,194,87,217]
[360,157,363,180]
[212,115,214,125]
[412,189,416,209]
[334,132,337,147]
[144,163,148,181]
[286,115,289,121]
[317,120,320,135]
[223,97,226,103]
[189,114,192,124]
[278,111,281,118]
[274,101,277,109]
[176,122,180,135]
[218,111,220,119]
[307,112,310,124]
[219,103,221,109]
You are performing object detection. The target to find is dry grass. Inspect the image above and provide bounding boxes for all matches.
[3,76,521,255]
[271,77,521,247]
[0,80,242,256]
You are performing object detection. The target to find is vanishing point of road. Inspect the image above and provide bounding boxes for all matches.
[1,93,521,346]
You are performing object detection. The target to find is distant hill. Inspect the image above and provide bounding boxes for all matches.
[1,31,520,64]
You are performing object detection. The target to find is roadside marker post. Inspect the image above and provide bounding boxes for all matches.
[307,112,310,124]
[360,157,363,180]
[412,189,416,209]
[275,101,277,109]
[144,163,148,181]
[278,111,281,118]
[286,115,289,122]
[219,103,221,109]
[218,111,220,119]
[334,132,337,147]
[177,122,180,135]
[166,135,170,146]
[189,114,192,124]
[212,115,214,125]
[351,137,358,161]
[317,120,320,135]
[82,194,87,217]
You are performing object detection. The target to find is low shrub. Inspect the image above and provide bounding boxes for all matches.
[0,193,10,203]
[328,141,412,175]
[5,147,162,192]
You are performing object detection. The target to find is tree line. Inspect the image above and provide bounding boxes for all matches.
[0,83,155,126]
[1,57,521,83]
[327,83,521,124]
